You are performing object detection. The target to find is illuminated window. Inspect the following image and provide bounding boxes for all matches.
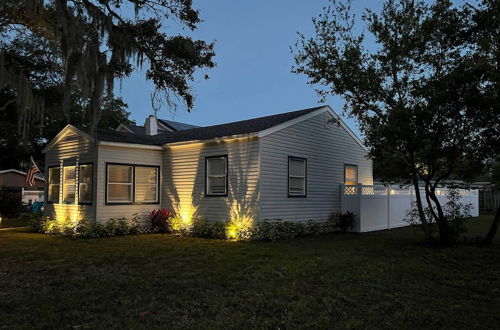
[48,167,60,203]
[107,164,133,203]
[63,166,76,203]
[344,164,358,185]
[288,157,306,197]
[135,166,158,203]
[206,156,228,196]
[79,164,93,204]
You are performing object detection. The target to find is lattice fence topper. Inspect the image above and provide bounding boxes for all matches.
[361,186,387,195]
[344,185,358,195]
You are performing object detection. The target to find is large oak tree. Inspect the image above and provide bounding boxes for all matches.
[293,0,499,244]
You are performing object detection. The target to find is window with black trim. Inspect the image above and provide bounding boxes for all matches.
[48,167,60,203]
[206,156,228,196]
[79,164,93,204]
[63,165,76,203]
[288,157,307,197]
[105,164,160,204]
[344,164,358,185]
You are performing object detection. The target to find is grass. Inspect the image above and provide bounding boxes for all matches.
[1,215,499,329]
[0,215,30,229]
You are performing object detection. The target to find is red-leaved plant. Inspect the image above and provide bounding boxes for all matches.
[149,209,173,233]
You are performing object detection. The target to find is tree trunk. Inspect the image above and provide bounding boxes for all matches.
[427,186,452,245]
[483,205,500,246]
[411,169,433,241]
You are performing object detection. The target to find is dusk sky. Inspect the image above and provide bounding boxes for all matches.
[118,1,384,136]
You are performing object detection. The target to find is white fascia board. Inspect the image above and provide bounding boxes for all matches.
[42,124,93,153]
[257,107,329,137]
[257,105,368,152]
[116,123,134,133]
[164,133,257,148]
[99,141,164,150]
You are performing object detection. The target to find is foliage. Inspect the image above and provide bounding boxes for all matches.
[190,218,227,239]
[405,188,473,244]
[149,209,173,233]
[0,187,23,218]
[332,211,355,232]
[0,0,216,140]
[32,208,346,241]
[292,0,498,244]
[226,215,254,240]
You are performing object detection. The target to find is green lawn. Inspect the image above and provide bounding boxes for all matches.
[1,215,499,329]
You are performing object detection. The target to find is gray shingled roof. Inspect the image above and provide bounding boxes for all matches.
[94,106,324,146]
[122,124,146,134]
[158,119,199,131]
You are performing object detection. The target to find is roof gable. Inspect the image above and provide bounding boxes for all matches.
[42,125,93,153]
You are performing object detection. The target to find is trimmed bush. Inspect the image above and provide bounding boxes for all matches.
[33,207,347,241]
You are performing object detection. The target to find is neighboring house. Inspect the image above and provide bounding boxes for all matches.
[42,105,373,224]
[0,169,45,204]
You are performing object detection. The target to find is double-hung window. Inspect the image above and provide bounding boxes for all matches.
[79,164,93,204]
[63,166,76,203]
[288,157,307,197]
[107,164,133,203]
[48,167,60,203]
[344,164,358,185]
[106,164,159,204]
[206,156,228,196]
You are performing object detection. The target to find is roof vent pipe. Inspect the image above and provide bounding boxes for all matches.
[145,115,158,135]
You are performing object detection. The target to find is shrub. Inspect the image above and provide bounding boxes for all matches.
[149,209,173,233]
[129,213,150,235]
[28,212,46,232]
[0,187,23,218]
[191,218,226,239]
[104,218,130,236]
[333,211,355,231]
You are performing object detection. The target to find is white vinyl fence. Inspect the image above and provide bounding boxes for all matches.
[340,184,479,232]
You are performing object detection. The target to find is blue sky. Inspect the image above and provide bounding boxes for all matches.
[117,0,384,136]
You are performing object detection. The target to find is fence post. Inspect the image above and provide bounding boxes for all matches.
[387,186,390,230]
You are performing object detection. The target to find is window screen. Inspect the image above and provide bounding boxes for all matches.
[48,167,60,203]
[63,166,76,203]
[345,164,358,185]
[107,164,133,203]
[79,164,93,204]
[206,156,227,196]
[288,157,306,197]
[135,166,158,203]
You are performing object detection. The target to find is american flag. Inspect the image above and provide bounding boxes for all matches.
[25,157,41,187]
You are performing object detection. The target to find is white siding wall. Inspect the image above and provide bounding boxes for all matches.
[161,138,260,222]
[44,130,97,222]
[96,145,163,223]
[259,112,373,221]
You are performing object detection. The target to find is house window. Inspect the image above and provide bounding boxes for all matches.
[345,164,358,185]
[206,156,228,196]
[107,164,133,203]
[288,157,307,197]
[135,166,159,203]
[48,167,60,203]
[79,164,93,204]
[62,166,76,203]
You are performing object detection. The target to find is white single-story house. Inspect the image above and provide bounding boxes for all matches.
[42,105,373,225]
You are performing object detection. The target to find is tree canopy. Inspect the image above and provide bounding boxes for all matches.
[0,0,215,139]
[293,0,499,244]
